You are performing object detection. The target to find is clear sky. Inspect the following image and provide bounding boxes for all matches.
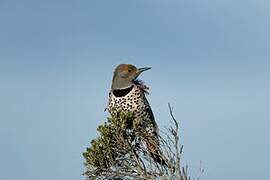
[0,0,269,179]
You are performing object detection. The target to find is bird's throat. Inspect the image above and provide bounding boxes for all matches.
[112,85,134,97]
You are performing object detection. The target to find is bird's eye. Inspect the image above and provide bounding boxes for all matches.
[128,69,131,72]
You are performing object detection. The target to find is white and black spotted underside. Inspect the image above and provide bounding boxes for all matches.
[107,83,158,139]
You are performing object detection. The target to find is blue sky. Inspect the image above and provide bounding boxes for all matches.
[0,0,270,179]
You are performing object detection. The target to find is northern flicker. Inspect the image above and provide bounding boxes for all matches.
[107,64,165,165]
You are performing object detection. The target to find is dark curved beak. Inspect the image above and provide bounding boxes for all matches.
[138,67,151,73]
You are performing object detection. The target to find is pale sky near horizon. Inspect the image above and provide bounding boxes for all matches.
[1,0,270,180]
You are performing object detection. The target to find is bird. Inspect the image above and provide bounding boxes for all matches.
[107,64,165,165]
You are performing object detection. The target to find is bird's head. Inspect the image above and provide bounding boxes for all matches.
[111,64,151,90]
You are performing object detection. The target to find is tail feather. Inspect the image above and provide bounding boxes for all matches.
[147,142,167,166]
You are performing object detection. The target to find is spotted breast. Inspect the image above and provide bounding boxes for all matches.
[108,84,157,134]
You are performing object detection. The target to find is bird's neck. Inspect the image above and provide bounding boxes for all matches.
[112,85,134,97]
